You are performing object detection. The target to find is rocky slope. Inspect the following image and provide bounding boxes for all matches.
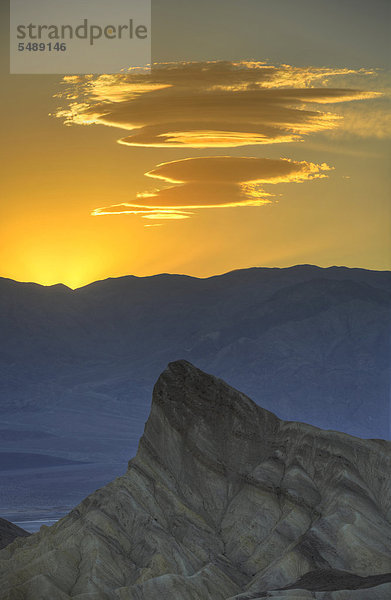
[0,519,30,551]
[0,361,390,599]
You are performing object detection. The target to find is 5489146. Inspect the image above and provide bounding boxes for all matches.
[18,42,67,52]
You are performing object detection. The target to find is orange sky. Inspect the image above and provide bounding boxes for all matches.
[1,1,390,288]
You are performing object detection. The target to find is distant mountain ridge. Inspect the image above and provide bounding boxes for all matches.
[0,265,390,511]
[1,361,390,599]
[1,265,389,430]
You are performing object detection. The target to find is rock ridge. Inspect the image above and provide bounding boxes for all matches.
[0,361,390,599]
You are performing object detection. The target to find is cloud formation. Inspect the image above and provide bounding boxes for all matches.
[56,61,381,148]
[55,61,386,225]
[92,156,332,221]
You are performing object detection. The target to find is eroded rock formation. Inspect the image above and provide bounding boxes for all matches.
[0,361,390,599]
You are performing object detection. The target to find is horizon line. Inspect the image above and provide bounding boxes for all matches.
[1,263,390,292]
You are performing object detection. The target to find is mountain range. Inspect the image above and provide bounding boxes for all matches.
[0,265,390,512]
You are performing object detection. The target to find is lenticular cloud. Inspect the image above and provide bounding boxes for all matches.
[56,60,380,224]
[91,156,332,220]
[56,60,380,148]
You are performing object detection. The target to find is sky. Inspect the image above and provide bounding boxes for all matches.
[0,0,390,288]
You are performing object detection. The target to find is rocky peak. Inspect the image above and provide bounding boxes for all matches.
[0,362,390,600]
[137,360,280,480]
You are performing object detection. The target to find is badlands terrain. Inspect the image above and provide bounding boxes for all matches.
[0,361,390,599]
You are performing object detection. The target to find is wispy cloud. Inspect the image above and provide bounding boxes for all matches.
[328,102,391,139]
[92,156,332,222]
[91,205,193,220]
[56,61,381,148]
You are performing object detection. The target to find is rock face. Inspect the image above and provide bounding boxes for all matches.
[0,361,391,599]
[0,519,30,550]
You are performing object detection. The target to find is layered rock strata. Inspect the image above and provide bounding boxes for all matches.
[0,361,390,599]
